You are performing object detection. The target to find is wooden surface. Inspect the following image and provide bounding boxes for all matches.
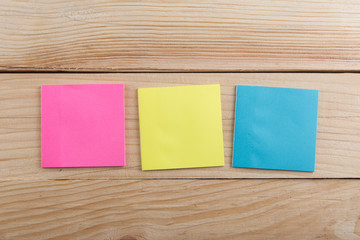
[2,1,360,239]
[1,179,360,240]
[1,73,360,180]
[1,0,360,72]
[1,74,360,239]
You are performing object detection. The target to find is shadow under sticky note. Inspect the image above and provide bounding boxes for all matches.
[233,85,318,172]
[41,84,125,167]
[138,84,224,170]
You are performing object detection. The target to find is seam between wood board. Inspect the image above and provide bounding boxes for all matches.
[2,70,360,74]
[1,178,360,181]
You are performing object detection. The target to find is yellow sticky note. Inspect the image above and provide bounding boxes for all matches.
[138,84,225,171]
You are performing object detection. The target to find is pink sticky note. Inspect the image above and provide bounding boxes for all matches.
[41,84,125,167]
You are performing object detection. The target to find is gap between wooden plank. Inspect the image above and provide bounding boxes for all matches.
[3,71,360,74]
[48,178,360,181]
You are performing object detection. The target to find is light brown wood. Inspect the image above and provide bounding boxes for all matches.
[2,1,360,237]
[0,179,359,240]
[1,0,360,72]
[1,73,359,179]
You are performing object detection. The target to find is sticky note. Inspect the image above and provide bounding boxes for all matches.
[233,85,318,172]
[41,84,125,167]
[138,84,224,170]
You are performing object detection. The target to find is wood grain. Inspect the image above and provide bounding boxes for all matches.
[1,73,359,179]
[1,0,360,72]
[0,179,359,240]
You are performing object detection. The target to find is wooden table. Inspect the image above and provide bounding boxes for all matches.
[1,1,360,239]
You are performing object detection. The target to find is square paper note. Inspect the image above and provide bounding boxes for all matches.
[233,85,318,172]
[138,84,224,170]
[41,84,125,167]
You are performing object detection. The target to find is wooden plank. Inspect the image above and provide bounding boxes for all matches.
[0,73,359,179]
[0,179,359,239]
[1,1,360,72]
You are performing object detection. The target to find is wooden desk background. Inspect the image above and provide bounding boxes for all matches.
[1,1,360,239]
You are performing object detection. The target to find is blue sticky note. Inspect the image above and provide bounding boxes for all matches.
[233,85,319,172]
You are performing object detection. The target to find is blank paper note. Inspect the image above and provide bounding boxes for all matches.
[138,84,225,170]
[41,84,125,167]
[233,85,319,172]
